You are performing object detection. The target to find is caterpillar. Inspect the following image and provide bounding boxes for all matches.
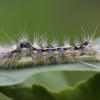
[0,33,99,68]
[0,26,99,69]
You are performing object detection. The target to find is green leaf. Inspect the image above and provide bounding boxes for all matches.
[0,61,99,86]
[0,37,100,86]
[1,73,100,100]
[53,72,100,100]
[25,71,69,91]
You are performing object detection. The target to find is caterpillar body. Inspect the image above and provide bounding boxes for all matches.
[0,32,99,69]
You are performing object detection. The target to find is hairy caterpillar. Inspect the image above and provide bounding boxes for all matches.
[0,27,100,69]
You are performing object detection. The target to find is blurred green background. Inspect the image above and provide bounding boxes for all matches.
[0,0,100,99]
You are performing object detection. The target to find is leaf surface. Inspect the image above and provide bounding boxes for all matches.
[0,73,100,100]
